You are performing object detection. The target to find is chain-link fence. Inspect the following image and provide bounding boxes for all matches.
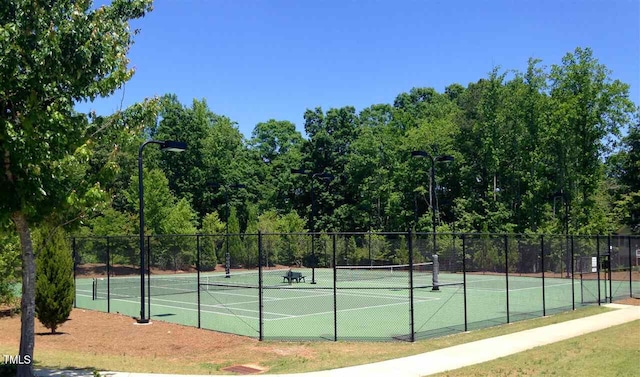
[73,232,640,341]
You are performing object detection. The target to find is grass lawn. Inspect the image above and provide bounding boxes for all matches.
[433,319,640,377]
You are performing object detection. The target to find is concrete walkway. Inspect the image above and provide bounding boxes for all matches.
[36,304,640,377]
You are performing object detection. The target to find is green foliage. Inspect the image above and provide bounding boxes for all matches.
[90,208,135,236]
[0,1,153,373]
[66,47,639,243]
[276,211,307,266]
[243,204,259,267]
[0,361,18,377]
[608,122,640,233]
[257,210,281,265]
[200,212,224,270]
[35,226,74,333]
[0,0,153,220]
[226,207,245,267]
[0,226,20,307]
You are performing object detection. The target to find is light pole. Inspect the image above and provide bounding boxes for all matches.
[291,168,334,284]
[209,182,245,278]
[138,140,186,324]
[411,150,454,290]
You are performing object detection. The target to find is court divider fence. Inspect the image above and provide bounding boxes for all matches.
[72,232,640,342]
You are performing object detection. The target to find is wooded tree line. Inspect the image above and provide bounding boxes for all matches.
[73,48,639,242]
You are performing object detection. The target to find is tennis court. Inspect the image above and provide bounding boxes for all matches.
[74,265,600,340]
[73,232,640,341]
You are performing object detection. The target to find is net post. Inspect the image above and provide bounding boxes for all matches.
[408,229,415,342]
[431,253,440,291]
[462,234,467,332]
[333,233,337,342]
[197,234,201,329]
[72,237,77,308]
[258,231,264,341]
[92,278,96,301]
[571,235,575,311]
[541,235,545,316]
[106,236,111,313]
[597,235,601,305]
[225,234,231,278]
[504,234,509,324]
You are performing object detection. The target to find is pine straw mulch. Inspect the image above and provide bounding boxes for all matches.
[0,308,320,372]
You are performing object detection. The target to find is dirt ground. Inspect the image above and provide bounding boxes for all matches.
[0,308,309,373]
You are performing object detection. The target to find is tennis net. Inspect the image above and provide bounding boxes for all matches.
[93,269,292,300]
[335,262,434,282]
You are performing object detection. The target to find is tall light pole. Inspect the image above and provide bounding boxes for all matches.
[138,140,186,324]
[291,168,334,284]
[209,182,245,278]
[411,150,454,290]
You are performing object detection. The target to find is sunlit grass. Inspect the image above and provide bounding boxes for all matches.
[432,320,640,377]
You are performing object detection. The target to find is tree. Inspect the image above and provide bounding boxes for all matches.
[608,122,640,233]
[200,212,224,270]
[34,227,74,334]
[226,207,245,267]
[250,119,304,213]
[548,47,636,233]
[0,1,152,374]
[243,204,259,267]
[277,211,307,266]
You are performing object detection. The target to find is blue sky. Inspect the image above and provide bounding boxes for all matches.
[77,0,640,139]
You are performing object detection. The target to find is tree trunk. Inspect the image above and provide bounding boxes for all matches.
[12,211,35,377]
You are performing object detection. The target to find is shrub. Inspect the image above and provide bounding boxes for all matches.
[0,361,18,377]
[35,227,74,333]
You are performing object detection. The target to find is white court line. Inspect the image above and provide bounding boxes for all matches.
[266,296,439,322]
[128,296,292,319]
[77,293,293,319]
[270,286,435,301]
[78,290,441,323]
[464,281,577,293]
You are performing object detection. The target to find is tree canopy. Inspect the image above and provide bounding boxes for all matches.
[75,47,638,239]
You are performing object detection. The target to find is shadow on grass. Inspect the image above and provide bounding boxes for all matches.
[36,331,68,336]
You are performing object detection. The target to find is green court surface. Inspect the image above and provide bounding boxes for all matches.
[74,266,632,341]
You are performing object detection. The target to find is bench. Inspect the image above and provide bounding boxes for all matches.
[282,270,305,283]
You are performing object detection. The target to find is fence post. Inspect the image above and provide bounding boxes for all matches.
[629,236,633,298]
[72,237,77,308]
[197,234,201,329]
[541,235,545,316]
[408,229,415,342]
[258,231,264,341]
[333,233,337,342]
[462,234,467,332]
[368,231,372,267]
[504,235,509,324]
[106,236,110,313]
[147,235,151,319]
[608,235,612,303]
[597,235,601,305]
[571,235,575,311]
